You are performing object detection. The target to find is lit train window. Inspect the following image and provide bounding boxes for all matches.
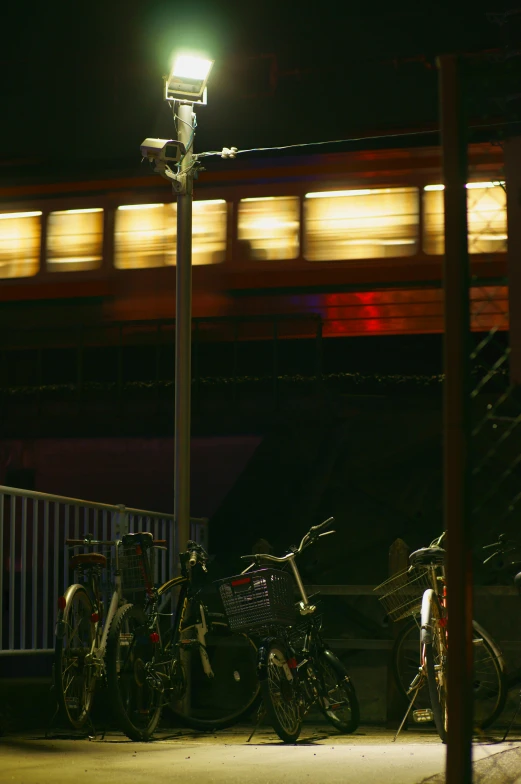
[47,208,103,272]
[238,196,299,260]
[0,210,41,278]
[423,182,507,255]
[114,200,226,269]
[115,203,175,269]
[303,187,419,261]
[192,200,227,265]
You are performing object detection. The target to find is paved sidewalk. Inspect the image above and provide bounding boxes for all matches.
[1,726,519,784]
[421,742,521,783]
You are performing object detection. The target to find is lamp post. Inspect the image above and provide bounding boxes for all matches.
[141,53,213,559]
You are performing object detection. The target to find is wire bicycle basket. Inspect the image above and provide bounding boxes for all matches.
[375,566,433,622]
[217,568,296,632]
[119,533,156,599]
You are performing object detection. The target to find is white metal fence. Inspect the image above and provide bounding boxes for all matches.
[0,485,207,654]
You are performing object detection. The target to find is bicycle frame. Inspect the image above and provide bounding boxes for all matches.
[56,538,126,678]
[155,573,216,678]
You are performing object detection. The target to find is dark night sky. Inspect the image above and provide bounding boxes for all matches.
[2,0,521,173]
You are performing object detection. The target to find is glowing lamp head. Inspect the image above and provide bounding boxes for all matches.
[165,53,214,104]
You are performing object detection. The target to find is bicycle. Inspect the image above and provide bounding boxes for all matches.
[105,536,260,741]
[218,517,360,743]
[376,533,507,742]
[54,531,164,730]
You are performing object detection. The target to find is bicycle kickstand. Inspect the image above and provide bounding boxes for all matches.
[393,687,420,743]
[44,678,61,739]
[247,704,266,743]
[501,688,521,743]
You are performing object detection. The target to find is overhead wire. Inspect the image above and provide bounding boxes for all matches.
[195,119,521,160]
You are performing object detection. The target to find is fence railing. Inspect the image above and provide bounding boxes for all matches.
[0,485,207,654]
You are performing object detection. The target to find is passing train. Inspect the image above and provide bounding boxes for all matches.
[0,141,508,342]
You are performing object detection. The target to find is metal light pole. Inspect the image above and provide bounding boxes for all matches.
[141,54,213,559]
[174,102,195,556]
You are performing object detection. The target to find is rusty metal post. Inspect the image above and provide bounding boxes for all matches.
[438,54,473,784]
[386,538,410,728]
[505,137,521,385]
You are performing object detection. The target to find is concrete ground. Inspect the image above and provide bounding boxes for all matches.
[1,726,521,784]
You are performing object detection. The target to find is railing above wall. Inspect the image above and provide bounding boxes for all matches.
[0,485,207,654]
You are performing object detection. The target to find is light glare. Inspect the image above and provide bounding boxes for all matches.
[172,55,213,81]
[52,208,103,215]
[0,211,42,220]
[424,182,505,192]
[118,204,165,211]
[306,189,372,199]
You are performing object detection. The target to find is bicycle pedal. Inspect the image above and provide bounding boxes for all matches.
[413,708,434,723]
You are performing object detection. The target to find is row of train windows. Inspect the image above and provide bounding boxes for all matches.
[0,183,507,278]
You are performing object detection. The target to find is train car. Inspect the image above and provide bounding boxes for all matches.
[0,142,507,345]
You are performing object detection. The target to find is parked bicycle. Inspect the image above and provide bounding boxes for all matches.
[54,531,158,730]
[218,517,360,743]
[376,533,507,742]
[106,535,259,740]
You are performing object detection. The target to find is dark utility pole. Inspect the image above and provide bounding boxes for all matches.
[438,54,474,784]
[505,137,521,385]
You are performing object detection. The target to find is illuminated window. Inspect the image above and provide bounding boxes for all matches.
[423,182,507,255]
[0,211,41,278]
[304,187,419,261]
[47,208,103,272]
[115,204,175,269]
[238,196,299,260]
[114,200,226,269]
[192,200,227,265]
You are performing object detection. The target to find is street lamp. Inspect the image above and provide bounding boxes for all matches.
[142,52,213,561]
[165,54,214,104]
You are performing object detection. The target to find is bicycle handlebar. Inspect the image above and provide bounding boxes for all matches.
[483,533,519,566]
[429,531,446,548]
[185,540,209,568]
[240,517,335,570]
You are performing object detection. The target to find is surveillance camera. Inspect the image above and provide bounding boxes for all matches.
[140,138,186,165]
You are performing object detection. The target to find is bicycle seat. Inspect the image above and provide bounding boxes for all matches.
[409,546,445,567]
[70,553,107,569]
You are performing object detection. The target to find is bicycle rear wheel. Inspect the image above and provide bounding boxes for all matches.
[106,603,164,741]
[316,650,359,733]
[54,584,97,729]
[259,639,302,743]
[393,616,507,730]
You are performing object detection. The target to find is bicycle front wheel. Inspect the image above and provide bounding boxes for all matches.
[316,650,360,734]
[54,584,97,729]
[259,639,302,743]
[422,591,447,743]
[106,603,164,741]
[170,622,260,730]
